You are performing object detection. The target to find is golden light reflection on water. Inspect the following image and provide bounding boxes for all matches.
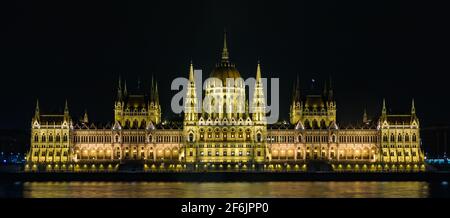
[21,182,430,198]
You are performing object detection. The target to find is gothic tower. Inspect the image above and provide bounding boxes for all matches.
[184,61,198,146]
[148,76,162,124]
[114,76,161,128]
[252,62,266,124]
[290,75,302,124]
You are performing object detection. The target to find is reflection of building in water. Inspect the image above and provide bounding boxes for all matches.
[25,33,425,172]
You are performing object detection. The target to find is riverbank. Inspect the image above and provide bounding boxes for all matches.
[1,171,449,182]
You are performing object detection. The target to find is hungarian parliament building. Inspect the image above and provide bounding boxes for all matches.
[25,34,425,172]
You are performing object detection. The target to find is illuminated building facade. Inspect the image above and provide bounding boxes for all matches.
[25,34,425,172]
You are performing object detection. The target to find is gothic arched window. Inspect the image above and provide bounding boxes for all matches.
[312,120,318,129]
[256,133,262,142]
[304,120,310,129]
[188,133,194,142]
[320,120,326,129]
[42,134,46,142]
[412,134,417,142]
[397,134,402,142]
[34,134,39,142]
[63,134,68,142]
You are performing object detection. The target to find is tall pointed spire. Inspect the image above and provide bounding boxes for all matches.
[117,76,123,100]
[291,80,297,105]
[411,98,416,115]
[295,74,301,102]
[64,99,69,114]
[148,75,161,124]
[185,61,198,123]
[34,99,40,119]
[328,75,334,100]
[83,109,89,123]
[124,80,128,97]
[290,74,302,125]
[154,81,159,105]
[323,79,328,97]
[64,99,70,121]
[363,108,368,124]
[256,60,262,81]
[150,75,155,102]
[221,29,229,62]
[189,60,194,82]
[382,98,387,116]
[252,61,266,123]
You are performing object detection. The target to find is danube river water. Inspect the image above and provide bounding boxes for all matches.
[0,181,449,198]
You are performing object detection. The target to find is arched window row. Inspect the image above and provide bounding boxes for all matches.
[383,133,417,143]
[74,135,112,143]
[35,133,67,143]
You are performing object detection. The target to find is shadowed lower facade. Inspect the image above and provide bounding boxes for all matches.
[25,34,425,172]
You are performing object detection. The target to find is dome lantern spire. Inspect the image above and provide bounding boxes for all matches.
[221,29,229,62]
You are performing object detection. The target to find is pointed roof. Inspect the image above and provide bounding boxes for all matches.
[382,98,387,115]
[295,120,305,130]
[411,98,416,115]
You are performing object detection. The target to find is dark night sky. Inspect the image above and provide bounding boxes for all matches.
[0,0,449,129]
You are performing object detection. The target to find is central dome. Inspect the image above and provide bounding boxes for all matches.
[210,63,241,82]
[209,31,242,83]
